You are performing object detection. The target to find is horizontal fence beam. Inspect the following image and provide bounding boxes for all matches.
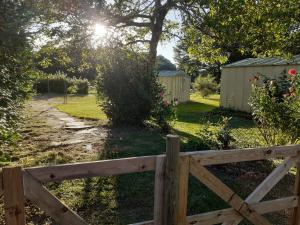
[130,196,298,225]
[22,145,300,182]
[26,155,157,182]
[186,145,300,165]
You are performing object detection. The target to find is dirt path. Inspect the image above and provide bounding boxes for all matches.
[16,96,108,165]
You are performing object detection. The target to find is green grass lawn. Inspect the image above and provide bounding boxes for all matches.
[17,92,290,224]
[53,94,107,121]
[52,92,263,148]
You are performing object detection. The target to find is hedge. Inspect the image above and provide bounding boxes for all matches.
[36,72,89,94]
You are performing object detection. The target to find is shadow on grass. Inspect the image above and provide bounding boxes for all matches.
[75,126,294,225]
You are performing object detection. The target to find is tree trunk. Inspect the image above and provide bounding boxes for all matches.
[148,5,169,69]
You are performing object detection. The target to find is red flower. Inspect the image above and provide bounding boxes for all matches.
[288,69,297,76]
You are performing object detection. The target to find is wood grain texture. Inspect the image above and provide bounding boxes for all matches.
[291,158,300,225]
[130,196,298,225]
[176,156,190,225]
[164,135,180,225]
[23,171,87,225]
[3,167,26,225]
[223,156,296,225]
[153,155,165,225]
[0,171,3,197]
[26,155,156,182]
[187,145,300,165]
[190,159,272,225]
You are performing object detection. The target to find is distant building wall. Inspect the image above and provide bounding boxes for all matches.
[220,64,300,112]
[158,74,191,103]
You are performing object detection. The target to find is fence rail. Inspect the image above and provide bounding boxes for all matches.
[1,135,300,225]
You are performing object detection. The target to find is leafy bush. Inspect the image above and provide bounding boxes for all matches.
[151,90,176,132]
[193,75,219,97]
[36,71,89,94]
[197,116,235,150]
[96,48,174,129]
[249,70,300,145]
[73,78,89,94]
[0,67,32,146]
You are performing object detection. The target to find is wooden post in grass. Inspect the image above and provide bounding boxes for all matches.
[291,157,300,225]
[3,167,26,225]
[164,134,188,225]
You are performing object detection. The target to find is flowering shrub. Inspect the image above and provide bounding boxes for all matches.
[249,69,300,145]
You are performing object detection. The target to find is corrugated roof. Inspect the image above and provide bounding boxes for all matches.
[223,55,300,68]
[158,70,187,77]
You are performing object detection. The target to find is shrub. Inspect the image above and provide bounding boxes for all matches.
[73,78,89,94]
[193,75,218,97]
[36,71,89,94]
[249,70,300,145]
[0,66,32,146]
[197,116,235,150]
[151,90,176,132]
[96,48,174,129]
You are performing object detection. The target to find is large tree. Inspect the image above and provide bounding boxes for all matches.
[180,0,300,66]
[35,0,184,67]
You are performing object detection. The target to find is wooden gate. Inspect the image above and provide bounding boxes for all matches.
[1,135,300,225]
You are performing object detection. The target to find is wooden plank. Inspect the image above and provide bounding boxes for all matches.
[190,159,272,225]
[153,156,165,225]
[23,171,88,225]
[131,197,298,225]
[291,158,300,225]
[24,145,300,183]
[188,196,298,225]
[129,220,154,225]
[176,156,190,225]
[186,144,300,165]
[26,155,156,182]
[0,171,3,197]
[164,135,180,225]
[223,156,296,225]
[3,167,26,225]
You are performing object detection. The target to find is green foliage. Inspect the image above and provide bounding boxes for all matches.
[36,72,89,94]
[193,75,219,97]
[249,71,300,145]
[182,0,300,66]
[73,78,89,94]
[96,48,174,129]
[155,55,176,71]
[0,0,36,146]
[151,91,176,132]
[197,116,235,150]
[35,44,97,80]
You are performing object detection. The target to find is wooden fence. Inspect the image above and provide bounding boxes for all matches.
[1,135,300,225]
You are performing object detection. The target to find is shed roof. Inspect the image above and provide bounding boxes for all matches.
[223,55,300,68]
[158,70,188,77]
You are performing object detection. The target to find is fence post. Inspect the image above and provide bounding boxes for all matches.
[153,155,165,225]
[3,167,26,225]
[292,157,300,225]
[164,134,180,225]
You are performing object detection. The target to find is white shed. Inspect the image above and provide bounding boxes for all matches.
[220,55,300,112]
[158,70,191,103]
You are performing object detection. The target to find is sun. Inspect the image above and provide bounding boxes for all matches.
[93,23,107,38]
